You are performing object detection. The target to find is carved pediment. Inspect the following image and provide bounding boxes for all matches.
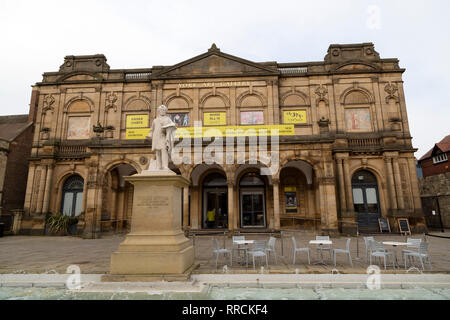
[154,44,279,78]
[335,63,378,72]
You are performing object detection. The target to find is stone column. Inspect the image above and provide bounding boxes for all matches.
[407,157,422,212]
[183,187,189,228]
[343,158,353,211]
[36,165,48,214]
[42,164,54,214]
[272,179,281,230]
[227,181,234,231]
[190,187,200,229]
[336,158,347,213]
[24,163,36,215]
[318,178,339,233]
[392,157,405,210]
[384,157,398,212]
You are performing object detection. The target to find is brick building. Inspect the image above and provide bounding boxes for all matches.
[21,43,425,237]
[418,135,450,229]
[0,115,34,233]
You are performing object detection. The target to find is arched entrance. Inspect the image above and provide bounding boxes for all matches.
[61,175,84,217]
[102,163,137,232]
[239,172,266,228]
[202,172,228,229]
[352,170,381,231]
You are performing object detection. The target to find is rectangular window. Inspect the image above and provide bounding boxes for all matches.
[67,116,91,139]
[168,112,189,127]
[204,112,226,126]
[345,108,371,131]
[433,153,448,164]
[240,111,264,125]
[282,110,307,124]
[126,114,148,128]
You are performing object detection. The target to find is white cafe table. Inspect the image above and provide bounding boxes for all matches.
[309,240,333,265]
[233,240,255,265]
[382,241,412,268]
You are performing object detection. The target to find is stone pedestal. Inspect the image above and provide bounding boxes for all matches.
[109,173,194,277]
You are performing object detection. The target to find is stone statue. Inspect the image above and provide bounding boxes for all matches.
[145,105,177,173]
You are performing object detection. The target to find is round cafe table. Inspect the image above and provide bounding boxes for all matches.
[233,240,254,266]
[382,241,412,268]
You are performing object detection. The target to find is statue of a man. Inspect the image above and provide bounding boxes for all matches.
[148,105,177,171]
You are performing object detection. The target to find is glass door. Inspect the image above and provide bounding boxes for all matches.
[352,186,380,229]
[203,188,228,229]
[240,190,266,228]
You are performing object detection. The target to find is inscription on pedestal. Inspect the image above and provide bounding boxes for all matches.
[136,196,169,208]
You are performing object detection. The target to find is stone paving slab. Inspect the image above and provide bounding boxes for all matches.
[0,231,449,275]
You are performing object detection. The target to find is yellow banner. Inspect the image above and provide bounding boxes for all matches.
[204,112,226,126]
[283,110,307,124]
[284,187,297,192]
[126,128,151,139]
[125,125,294,139]
[126,114,149,128]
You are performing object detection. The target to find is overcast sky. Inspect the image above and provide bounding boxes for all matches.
[0,0,448,158]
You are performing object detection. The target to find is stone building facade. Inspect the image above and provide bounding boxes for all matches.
[21,43,425,238]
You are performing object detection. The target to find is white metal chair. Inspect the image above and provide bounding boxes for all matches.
[369,240,394,270]
[246,241,268,269]
[266,236,278,264]
[213,238,232,269]
[404,241,432,271]
[315,235,332,261]
[363,236,375,262]
[333,238,353,267]
[291,237,311,265]
[232,236,248,260]
[401,238,422,265]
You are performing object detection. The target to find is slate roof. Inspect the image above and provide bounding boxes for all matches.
[419,134,450,161]
[0,115,31,141]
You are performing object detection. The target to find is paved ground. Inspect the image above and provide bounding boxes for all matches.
[0,231,449,274]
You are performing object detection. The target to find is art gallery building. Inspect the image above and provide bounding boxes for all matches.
[20,43,425,238]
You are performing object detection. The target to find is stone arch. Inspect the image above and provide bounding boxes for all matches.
[280,91,309,106]
[199,91,230,108]
[191,163,226,187]
[340,86,374,105]
[234,162,273,186]
[164,92,193,108]
[57,71,103,83]
[104,159,142,174]
[236,90,266,107]
[53,171,87,215]
[281,160,314,185]
[333,62,380,72]
[64,96,95,113]
[123,96,151,111]
[349,164,384,186]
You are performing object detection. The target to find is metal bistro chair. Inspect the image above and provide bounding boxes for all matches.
[212,238,232,269]
[246,240,268,269]
[291,237,311,265]
[266,236,278,264]
[369,240,394,270]
[333,238,353,267]
[404,241,432,271]
[401,238,422,265]
[315,236,332,261]
[363,236,375,262]
[232,236,248,261]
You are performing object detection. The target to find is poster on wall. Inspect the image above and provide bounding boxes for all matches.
[168,112,189,127]
[283,110,307,124]
[67,117,91,139]
[204,112,226,126]
[345,108,371,131]
[240,111,264,125]
[284,187,298,213]
[126,114,148,128]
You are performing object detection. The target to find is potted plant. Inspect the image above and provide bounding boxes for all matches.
[46,213,71,236]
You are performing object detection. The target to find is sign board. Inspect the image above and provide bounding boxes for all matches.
[125,125,296,140]
[283,110,307,124]
[126,114,148,128]
[397,218,411,235]
[378,218,390,233]
[204,112,227,126]
[284,187,297,214]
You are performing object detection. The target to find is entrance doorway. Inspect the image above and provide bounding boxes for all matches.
[352,170,381,231]
[61,175,84,217]
[202,173,228,229]
[239,172,266,228]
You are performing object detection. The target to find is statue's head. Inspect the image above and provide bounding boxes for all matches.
[157,104,168,116]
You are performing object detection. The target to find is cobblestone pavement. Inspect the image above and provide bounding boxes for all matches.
[0,231,449,274]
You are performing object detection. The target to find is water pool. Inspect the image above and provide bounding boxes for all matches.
[1,286,449,300]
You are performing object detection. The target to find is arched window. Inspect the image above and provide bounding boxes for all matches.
[61,175,84,217]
